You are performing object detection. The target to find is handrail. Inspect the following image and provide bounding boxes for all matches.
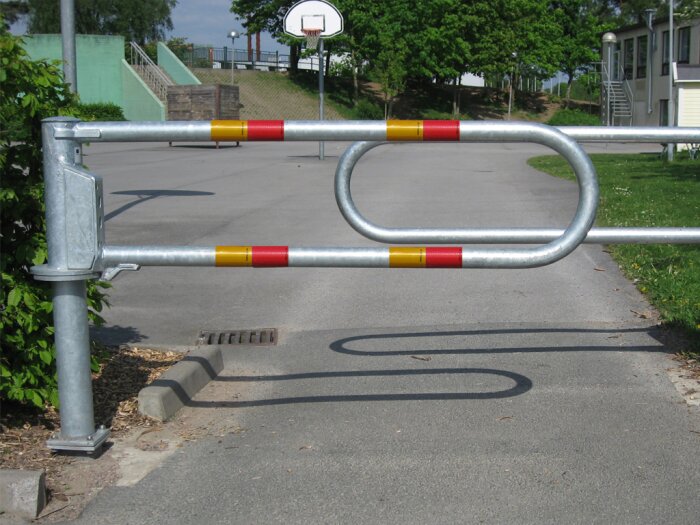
[128,41,173,101]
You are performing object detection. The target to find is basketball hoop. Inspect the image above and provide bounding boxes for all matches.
[302,28,322,49]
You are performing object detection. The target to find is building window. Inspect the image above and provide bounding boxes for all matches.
[662,30,669,76]
[678,26,690,64]
[637,35,647,78]
[659,99,669,126]
[623,38,634,79]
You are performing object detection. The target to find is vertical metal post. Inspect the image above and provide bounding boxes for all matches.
[60,0,77,93]
[605,42,613,126]
[33,117,108,454]
[645,9,656,115]
[318,37,325,160]
[53,280,95,438]
[668,1,675,161]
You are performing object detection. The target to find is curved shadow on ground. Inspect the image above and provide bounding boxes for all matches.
[329,327,666,357]
[105,189,215,221]
[180,367,532,408]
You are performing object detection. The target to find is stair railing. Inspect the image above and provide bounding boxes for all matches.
[129,41,173,101]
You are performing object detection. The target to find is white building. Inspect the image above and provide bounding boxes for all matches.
[601,15,700,129]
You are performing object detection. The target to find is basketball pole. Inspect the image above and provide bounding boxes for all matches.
[318,37,325,160]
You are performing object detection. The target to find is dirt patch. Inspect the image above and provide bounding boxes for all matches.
[0,346,183,521]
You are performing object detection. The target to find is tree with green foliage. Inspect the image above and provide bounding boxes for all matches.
[470,1,563,77]
[0,0,28,29]
[554,0,610,105]
[372,32,408,118]
[25,0,177,44]
[1,24,109,409]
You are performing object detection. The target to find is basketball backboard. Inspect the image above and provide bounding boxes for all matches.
[283,0,344,38]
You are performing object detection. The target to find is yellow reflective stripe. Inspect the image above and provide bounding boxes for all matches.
[386,120,423,141]
[211,120,247,141]
[216,246,252,266]
[389,247,426,268]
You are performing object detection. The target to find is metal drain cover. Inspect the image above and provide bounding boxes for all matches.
[197,329,278,346]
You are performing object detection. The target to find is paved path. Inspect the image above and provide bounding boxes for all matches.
[70,139,699,523]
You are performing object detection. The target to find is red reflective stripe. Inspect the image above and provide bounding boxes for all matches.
[252,246,288,267]
[422,120,460,141]
[247,120,284,140]
[425,247,462,268]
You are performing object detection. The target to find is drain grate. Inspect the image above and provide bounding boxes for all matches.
[197,329,278,346]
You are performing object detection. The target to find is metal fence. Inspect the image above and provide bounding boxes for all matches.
[178,45,326,73]
[34,118,700,453]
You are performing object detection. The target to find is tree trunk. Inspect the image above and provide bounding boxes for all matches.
[565,75,574,108]
[452,76,461,117]
[290,44,300,73]
[352,50,359,106]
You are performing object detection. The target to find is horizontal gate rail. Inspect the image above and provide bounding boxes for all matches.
[33,116,700,454]
[53,119,700,144]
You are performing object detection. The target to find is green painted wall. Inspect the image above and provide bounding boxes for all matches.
[121,60,165,121]
[22,34,166,121]
[22,34,124,105]
[157,42,200,85]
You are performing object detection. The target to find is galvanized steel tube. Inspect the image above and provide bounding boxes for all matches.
[60,0,77,92]
[335,127,599,267]
[58,120,700,144]
[52,280,96,438]
[43,117,80,270]
[98,227,700,270]
[102,246,214,266]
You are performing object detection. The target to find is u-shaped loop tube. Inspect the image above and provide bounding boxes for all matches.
[334,122,599,268]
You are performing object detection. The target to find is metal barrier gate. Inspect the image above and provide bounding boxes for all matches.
[33,117,700,452]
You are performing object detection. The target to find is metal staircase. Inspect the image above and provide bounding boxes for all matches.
[128,41,173,102]
[602,62,633,125]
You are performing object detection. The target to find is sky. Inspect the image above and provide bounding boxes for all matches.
[167,0,286,52]
[10,0,288,53]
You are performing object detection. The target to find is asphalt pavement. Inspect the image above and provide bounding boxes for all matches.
[69,137,699,523]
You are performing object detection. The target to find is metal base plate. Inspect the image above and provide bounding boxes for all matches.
[47,426,110,454]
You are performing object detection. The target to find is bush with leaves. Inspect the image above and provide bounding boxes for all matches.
[547,108,600,126]
[1,26,109,409]
[73,102,126,122]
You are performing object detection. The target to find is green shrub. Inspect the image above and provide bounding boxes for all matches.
[547,108,600,126]
[73,102,126,121]
[1,28,109,409]
[353,99,384,120]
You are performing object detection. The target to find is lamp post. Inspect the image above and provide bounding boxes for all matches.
[602,32,617,126]
[644,9,656,115]
[668,1,675,161]
[228,30,239,85]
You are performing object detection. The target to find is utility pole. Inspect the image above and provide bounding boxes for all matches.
[60,0,77,92]
[668,0,675,161]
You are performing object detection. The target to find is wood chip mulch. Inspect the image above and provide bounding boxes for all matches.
[0,346,183,491]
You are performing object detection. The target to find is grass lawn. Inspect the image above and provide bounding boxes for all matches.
[528,153,700,352]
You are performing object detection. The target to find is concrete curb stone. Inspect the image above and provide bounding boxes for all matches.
[138,345,223,421]
[0,469,46,520]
